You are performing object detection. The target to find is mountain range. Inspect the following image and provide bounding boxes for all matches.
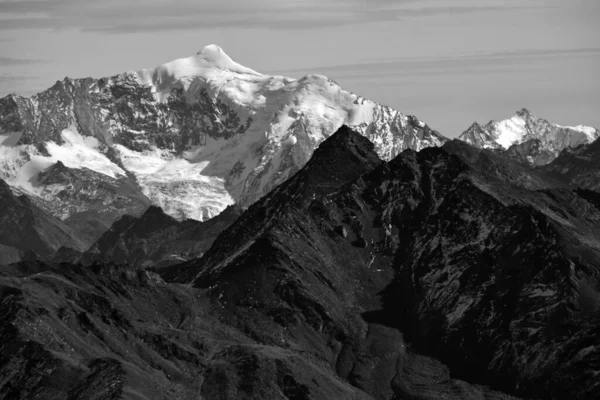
[1,45,598,257]
[0,45,444,236]
[0,45,599,399]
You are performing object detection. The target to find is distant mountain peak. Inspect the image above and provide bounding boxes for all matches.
[197,43,225,55]
[516,108,533,119]
[193,44,256,74]
[140,43,262,89]
[196,44,230,62]
[467,121,484,131]
[458,109,599,164]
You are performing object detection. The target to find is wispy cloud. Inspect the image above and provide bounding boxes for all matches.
[0,74,35,82]
[0,56,44,66]
[266,47,600,79]
[0,0,545,32]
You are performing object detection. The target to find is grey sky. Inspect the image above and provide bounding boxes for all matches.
[0,0,598,137]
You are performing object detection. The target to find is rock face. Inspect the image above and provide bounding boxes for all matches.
[0,261,374,400]
[0,44,446,231]
[163,126,600,399]
[0,127,520,400]
[36,160,150,244]
[0,179,87,263]
[458,108,599,165]
[78,204,242,268]
[442,139,567,191]
[543,138,600,191]
[1,126,599,399]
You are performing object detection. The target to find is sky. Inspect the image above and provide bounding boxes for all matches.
[0,0,598,137]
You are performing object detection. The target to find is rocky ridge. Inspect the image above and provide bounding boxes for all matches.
[0,178,87,264]
[1,126,600,399]
[77,204,242,268]
[0,127,529,400]
[164,126,600,399]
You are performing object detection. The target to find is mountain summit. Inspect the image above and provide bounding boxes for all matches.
[195,44,261,74]
[140,44,262,94]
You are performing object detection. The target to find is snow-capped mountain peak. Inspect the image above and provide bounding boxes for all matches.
[195,44,257,73]
[0,44,447,228]
[137,44,262,96]
[458,109,600,164]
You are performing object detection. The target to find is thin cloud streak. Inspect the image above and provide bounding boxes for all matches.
[0,0,544,32]
[0,56,45,66]
[0,74,35,82]
[266,47,600,78]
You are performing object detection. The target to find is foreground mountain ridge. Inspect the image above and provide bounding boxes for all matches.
[164,126,600,399]
[1,126,599,399]
[0,127,523,400]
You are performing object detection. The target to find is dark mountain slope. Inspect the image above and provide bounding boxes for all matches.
[80,204,242,268]
[442,139,567,191]
[0,179,87,263]
[2,127,598,399]
[164,126,600,399]
[543,137,600,191]
[0,261,371,400]
[34,160,151,244]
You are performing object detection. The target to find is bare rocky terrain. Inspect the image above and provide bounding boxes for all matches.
[2,127,599,399]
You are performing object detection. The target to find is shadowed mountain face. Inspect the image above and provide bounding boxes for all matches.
[442,139,568,191]
[164,126,600,399]
[543,138,600,191]
[0,261,376,400]
[1,126,599,399]
[0,179,87,263]
[77,204,242,268]
[34,160,151,244]
[0,127,518,400]
[444,135,600,198]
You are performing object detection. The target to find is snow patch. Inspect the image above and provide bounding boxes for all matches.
[45,130,125,178]
[115,143,234,221]
[0,129,124,195]
[556,123,596,135]
[494,116,527,149]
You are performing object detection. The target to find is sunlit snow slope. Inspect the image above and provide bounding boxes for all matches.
[0,45,447,222]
